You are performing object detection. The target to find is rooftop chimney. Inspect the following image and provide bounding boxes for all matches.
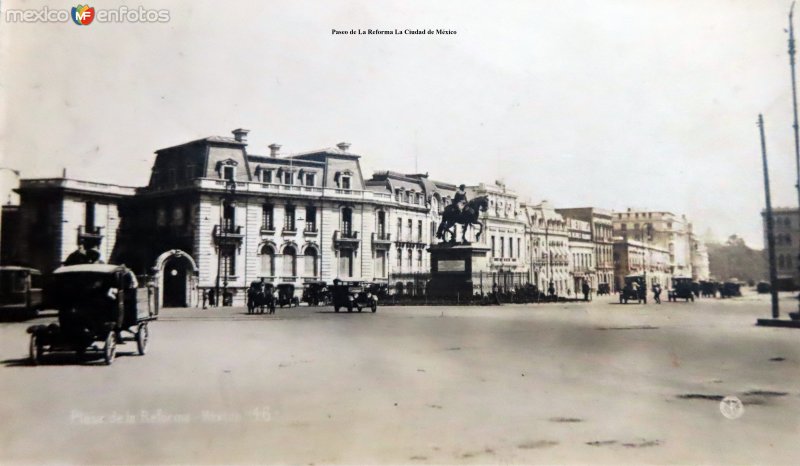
[269,144,281,157]
[232,128,249,143]
[336,142,351,152]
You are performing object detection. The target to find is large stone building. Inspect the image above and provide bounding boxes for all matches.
[3,178,134,272]
[522,201,570,295]
[613,237,671,290]
[556,207,614,290]
[763,207,800,289]
[469,181,528,277]
[613,209,697,279]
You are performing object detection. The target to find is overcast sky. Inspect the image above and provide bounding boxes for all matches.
[1,0,798,248]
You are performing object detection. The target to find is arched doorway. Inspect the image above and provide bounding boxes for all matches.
[153,249,198,309]
[163,255,192,307]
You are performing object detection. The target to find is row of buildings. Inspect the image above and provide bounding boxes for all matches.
[1,128,710,307]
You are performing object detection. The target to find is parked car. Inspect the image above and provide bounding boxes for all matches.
[0,266,44,319]
[26,264,155,365]
[756,281,771,294]
[301,281,330,306]
[277,283,300,308]
[619,274,647,304]
[597,283,611,296]
[247,280,275,314]
[720,281,742,298]
[668,276,695,302]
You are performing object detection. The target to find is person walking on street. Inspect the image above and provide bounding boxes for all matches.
[652,283,662,304]
[582,282,590,301]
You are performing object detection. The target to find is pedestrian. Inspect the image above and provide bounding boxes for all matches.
[582,282,590,301]
[548,281,556,302]
[652,283,662,304]
[208,288,216,308]
[202,289,208,309]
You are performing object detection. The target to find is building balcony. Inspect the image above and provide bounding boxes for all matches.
[372,232,392,249]
[303,225,318,236]
[395,234,426,246]
[281,227,298,236]
[333,230,360,248]
[213,224,244,247]
[260,225,276,235]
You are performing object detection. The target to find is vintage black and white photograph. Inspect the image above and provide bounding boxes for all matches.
[1,0,799,464]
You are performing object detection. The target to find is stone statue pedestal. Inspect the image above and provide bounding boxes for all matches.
[426,243,491,300]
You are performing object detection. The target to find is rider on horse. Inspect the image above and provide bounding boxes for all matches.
[452,184,468,212]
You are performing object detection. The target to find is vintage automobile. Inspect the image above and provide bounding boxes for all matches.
[756,281,771,294]
[26,264,155,365]
[720,281,742,298]
[330,281,378,313]
[277,283,300,308]
[668,276,695,302]
[619,274,647,304]
[302,281,330,306]
[596,283,611,296]
[0,266,44,319]
[247,280,275,314]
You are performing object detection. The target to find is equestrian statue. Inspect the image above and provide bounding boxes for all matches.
[435,184,489,244]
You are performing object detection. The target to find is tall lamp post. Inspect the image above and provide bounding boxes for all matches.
[0,168,21,265]
[215,179,237,307]
[787,2,800,312]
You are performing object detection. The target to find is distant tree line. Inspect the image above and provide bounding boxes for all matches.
[707,235,767,284]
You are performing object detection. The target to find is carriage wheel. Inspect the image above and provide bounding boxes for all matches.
[136,323,150,356]
[371,302,377,313]
[334,306,340,313]
[29,334,41,366]
[347,305,353,313]
[619,295,623,304]
[357,306,363,313]
[270,303,276,314]
[103,332,117,365]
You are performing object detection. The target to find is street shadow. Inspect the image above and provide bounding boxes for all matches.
[2,349,140,367]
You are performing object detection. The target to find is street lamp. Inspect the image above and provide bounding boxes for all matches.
[215,179,237,307]
[0,167,21,205]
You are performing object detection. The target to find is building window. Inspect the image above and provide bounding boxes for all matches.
[167,169,176,185]
[262,205,274,230]
[395,189,401,202]
[342,208,353,236]
[338,249,353,277]
[305,206,317,232]
[417,250,423,269]
[397,217,402,238]
[260,245,275,276]
[407,249,413,269]
[85,202,96,231]
[500,236,505,257]
[517,238,521,259]
[185,165,194,181]
[397,248,403,268]
[377,211,386,238]
[417,220,423,242]
[404,191,410,203]
[283,245,297,277]
[304,247,318,277]
[222,249,236,276]
[491,236,496,256]
[375,250,386,278]
[305,173,315,186]
[222,200,235,231]
[284,171,293,185]
[284,205,296,231]
[223,165,235,181]
[264,170,272,183]
[407,219,413,240]
[341,175,351,189]
[509,237,513,258]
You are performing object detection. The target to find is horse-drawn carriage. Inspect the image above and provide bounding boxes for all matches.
[302,281,330,306]
[247,280,276,314]
[720,281,742,298]
[26,264,154,365]
[277,283,300,308]
[596,283,611,296]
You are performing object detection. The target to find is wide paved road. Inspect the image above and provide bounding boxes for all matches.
[1,293,799,465]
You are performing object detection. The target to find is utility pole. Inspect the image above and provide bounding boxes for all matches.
[788,2,800,312]
[759,114,780,319]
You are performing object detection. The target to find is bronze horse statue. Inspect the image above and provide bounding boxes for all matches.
[436,195,489,244]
